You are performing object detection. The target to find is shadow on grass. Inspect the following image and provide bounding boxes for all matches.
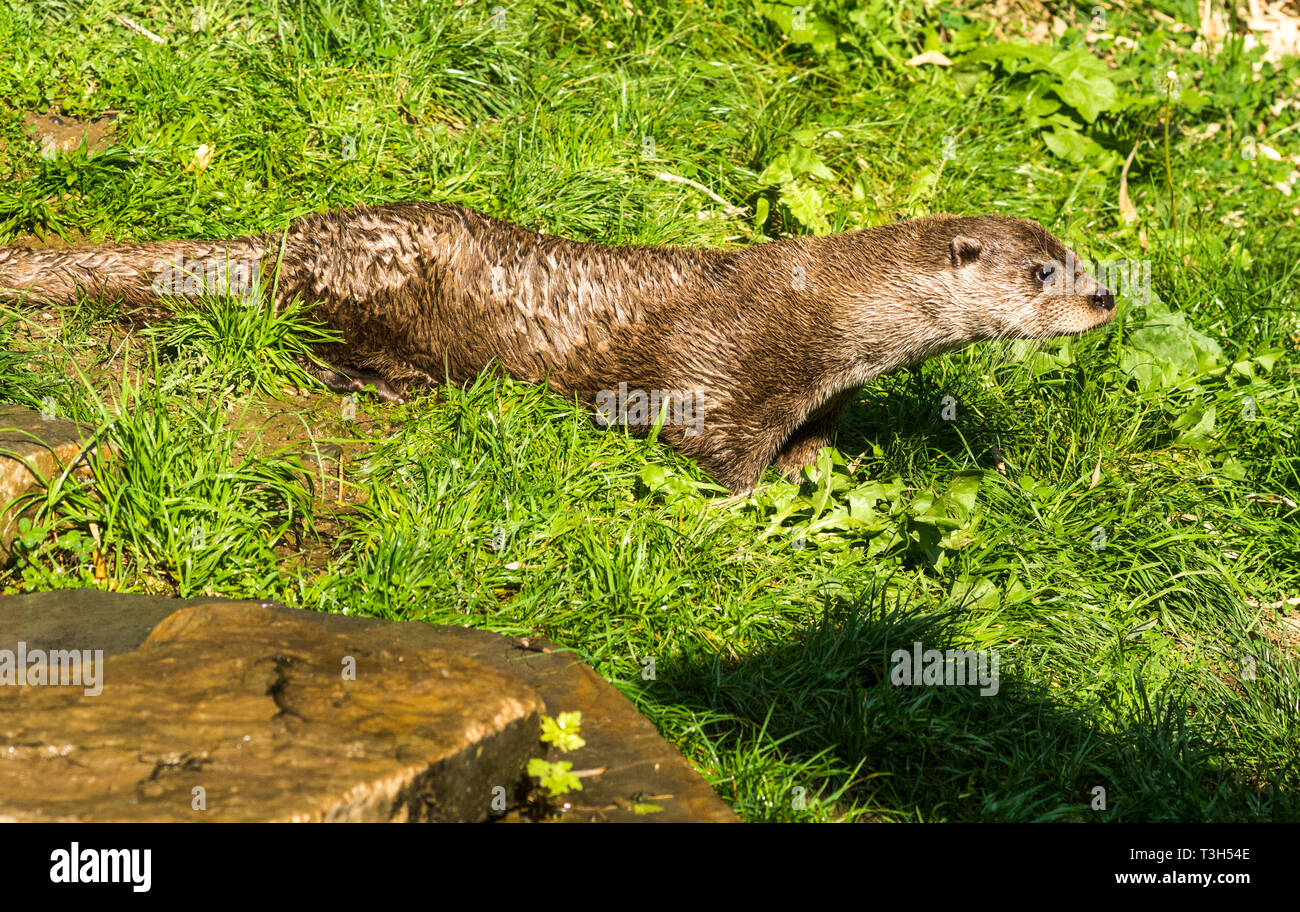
[638,594,1295,823]
[830,371,1018,474]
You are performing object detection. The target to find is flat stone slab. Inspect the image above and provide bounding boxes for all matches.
[0,592,738,822]
[0,598,543,821]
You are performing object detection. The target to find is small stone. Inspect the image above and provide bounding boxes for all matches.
[0,406,112,554]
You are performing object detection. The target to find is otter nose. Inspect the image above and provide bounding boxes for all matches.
[1090,289,1115,312]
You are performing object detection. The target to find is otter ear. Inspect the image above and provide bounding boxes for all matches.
[950,235,982,268]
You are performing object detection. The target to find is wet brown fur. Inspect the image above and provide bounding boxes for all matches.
[0,202,1115,494]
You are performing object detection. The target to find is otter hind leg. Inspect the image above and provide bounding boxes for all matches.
[771,391,856,483]
[678,392,857,497]
[681,424,785,498]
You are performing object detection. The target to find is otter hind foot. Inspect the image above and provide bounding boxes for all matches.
[707,485,766,508]
[312,365,406,403]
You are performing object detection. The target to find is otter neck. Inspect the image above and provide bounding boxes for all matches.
[752,233,978,392]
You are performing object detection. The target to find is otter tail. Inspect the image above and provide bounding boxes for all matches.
[0,236,269,318]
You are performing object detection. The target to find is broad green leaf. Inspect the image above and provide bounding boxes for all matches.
[1120,311,1225,391]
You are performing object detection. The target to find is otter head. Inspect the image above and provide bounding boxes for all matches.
[940,215,1116,342]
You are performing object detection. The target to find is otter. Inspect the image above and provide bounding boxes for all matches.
[0,202,1115,494]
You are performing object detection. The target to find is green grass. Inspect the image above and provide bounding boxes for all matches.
[1,0,1297,821]
[145,293,341,396]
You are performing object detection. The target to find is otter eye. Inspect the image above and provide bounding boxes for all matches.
[1035,264,1056,284]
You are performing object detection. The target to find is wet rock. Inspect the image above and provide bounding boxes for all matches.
[0,592,738,822]
[271,611,739,822]
[0,598,544,822]
[0,406,107,553]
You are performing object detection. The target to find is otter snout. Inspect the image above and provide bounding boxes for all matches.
[1090,288,1115,312]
